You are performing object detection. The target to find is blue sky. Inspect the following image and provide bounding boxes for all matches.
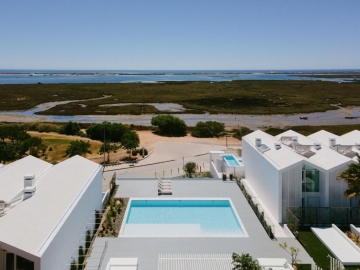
[1,0,359,70]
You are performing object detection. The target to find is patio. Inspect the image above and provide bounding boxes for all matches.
[86,179,313,270]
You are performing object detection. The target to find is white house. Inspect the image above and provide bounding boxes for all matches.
[242,130,356,223]
[0,155,102,270]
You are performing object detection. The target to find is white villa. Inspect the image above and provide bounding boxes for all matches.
[241,129,359,223]
[0,155,102,270]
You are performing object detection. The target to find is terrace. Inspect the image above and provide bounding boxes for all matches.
[86,179,313,270]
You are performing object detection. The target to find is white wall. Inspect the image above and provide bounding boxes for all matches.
[281,163,302,222]
[242,139,282,222]
[329,165,351,207]
[40,168,102,270]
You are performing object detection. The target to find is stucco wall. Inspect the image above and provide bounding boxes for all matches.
[242,139,282,222]
[40,168,102,270]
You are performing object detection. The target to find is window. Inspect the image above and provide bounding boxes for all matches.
[16,255,34,270]
[302,164,319,192]
[6,253,14,270]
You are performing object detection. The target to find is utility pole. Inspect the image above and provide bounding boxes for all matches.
[103,125,106,164]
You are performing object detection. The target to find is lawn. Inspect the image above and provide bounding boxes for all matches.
[298,230,360,270]
[1,80,360,115]
[29,133,102,163]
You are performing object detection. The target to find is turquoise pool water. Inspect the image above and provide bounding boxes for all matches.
[223,155,241,167]
[124,199,245,236]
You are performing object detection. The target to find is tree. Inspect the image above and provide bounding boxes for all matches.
[151,115,187,137]
[338,154,360,207]
[232,253,262,270]
[184,162,198,178]
[65,140,92,157]
[86,122,127,142]
[99,141,120,162]
[279,242,301,266]
[233,127,253,140]
[59,121,81,135]
[191,121,225,138]
[121,130,140,157]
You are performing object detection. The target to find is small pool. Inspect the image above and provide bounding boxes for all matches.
[222,155,241,167]
[120,199,247,237]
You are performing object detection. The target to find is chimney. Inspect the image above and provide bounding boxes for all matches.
[329,138,336,147]
[23,174,36,201]
[255,138,262,147]
[24,174,35,188]
[291,137,299,148]
[274,142,281,150]
[314,143,321,150]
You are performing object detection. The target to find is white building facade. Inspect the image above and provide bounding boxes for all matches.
[0,155,102,270]
[242,130,358,224]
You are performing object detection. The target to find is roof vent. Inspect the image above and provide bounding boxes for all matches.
[291,137,299,148]
[314,143,321,150]
[255,138,262,147]
[329,138,336,147]
[274,142,281,150]
[24,174,35,188]
[23,186,36,201]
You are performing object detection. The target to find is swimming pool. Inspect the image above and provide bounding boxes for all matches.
[120,199,247,237]
[222,155,241,167]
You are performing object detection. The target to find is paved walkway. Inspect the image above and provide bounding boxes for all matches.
[87,180,313,270]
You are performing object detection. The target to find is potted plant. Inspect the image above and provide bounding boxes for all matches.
[222,173,227,181]
[229,174,234,181]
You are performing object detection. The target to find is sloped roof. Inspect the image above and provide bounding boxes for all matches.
[309,130,360,161]
[243,130,303,170]
[0,155,101,256]
[342,130,360,144]
[0,156,52,202]
[277,130,352,170]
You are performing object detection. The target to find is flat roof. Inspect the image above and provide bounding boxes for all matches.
[0,155,101,256]
[243,130,303,170]
[0,156,52,202]
[277,130,352,170]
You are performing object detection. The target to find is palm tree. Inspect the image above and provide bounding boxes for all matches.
[338,154,360,207]
[232,253,262,270]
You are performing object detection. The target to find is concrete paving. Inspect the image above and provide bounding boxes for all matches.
[87,180,313,270]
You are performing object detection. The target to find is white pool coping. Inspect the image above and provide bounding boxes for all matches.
[119,198,249,238]
[221,154,241,167]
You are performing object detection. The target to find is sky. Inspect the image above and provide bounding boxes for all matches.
[1,0,360,70]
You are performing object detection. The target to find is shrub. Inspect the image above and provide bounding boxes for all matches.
[233,126,253,140]
[151,115,187,137]
[59,121,81,135]
[184,162,198,178]
[48,146,53,151]
[191,121,225,138]
[229,174,234,180]
[86,122,128,142]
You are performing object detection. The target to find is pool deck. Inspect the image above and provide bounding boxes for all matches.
[86,179,313,270]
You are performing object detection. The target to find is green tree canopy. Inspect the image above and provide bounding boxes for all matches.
[86,122,128,142]
[121,130,140,156]
[191,121,225,138]
[99,141,120,162]
[65,140,92,157]
[338,154,360,207]
[59,121,81,135]
[151,115,187,137]
[231,253,262,270]
[184,162,198,178]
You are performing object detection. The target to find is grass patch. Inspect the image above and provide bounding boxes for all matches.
[1,80,360,115]
[298,230,360,270]
[30,133,102,163]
